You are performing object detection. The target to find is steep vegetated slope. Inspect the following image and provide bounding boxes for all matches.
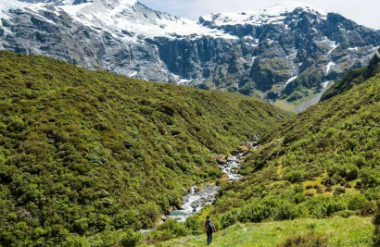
[321,48,380,101]
[1,0,380,110]
[149,56,380,246]
[0,51,290,246]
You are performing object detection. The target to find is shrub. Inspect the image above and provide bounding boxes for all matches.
[238,202,272,223]
[121,229,143,247]
[275,202,299,221]
[306,185,313,190]
[221,211,238,228]
[293,185,304,194]
[277,232,331,247]
[333,191,341,196]
[335,187,346,194]
[359,202,376,216]
[348,194,368,211]
[73,218,89,234]
[185,216,203,235]
[285,170,304,183]
[62,236,90,247]
[353,155,366,168]
[344,183,352,188]
[335,210,356,218]
[325,187,333,192]
[322,177,337,186]
[373,201,380,246]
[156,218,188,238]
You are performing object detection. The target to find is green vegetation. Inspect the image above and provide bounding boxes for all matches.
[0,51,291,247]
[146,48,380,246]
[190,59,380,230]
[143,217,373,247]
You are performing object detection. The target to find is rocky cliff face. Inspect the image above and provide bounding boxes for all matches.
[1,0,379,110]
[321,47,380,102]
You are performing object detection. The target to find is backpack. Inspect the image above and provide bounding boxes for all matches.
[206,219,213,231]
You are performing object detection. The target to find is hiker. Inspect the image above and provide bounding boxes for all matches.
[204,216,216,245]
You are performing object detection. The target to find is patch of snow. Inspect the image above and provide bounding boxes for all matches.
[243,35,253,40]
[128,71,137,77]
[285,75,298,87]
[171,73,180,81]
[327,42,339,55]
[62,0,75,5]
[32,48,41,54]
[326,62,335,74]
[298,62,303,66]
[201,1,327,27]
[0,1,31,20]
[57,0,237,41]
[322,81,329,88]
[348,47,358,51]
[178,79,192,85]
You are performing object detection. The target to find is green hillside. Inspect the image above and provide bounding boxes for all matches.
[208,58,380,222]
[0,51,291,247]
[145,50,380,247]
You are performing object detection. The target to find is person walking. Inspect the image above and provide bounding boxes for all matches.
[204,216,216,245]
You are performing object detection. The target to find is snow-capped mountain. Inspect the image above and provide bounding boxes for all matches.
[0,0,379,109]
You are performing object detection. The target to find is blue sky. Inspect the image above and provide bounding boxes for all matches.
[138,0,380,29]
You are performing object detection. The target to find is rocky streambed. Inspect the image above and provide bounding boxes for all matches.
[168,140,258,222]
[141,140,257,233]
[168,185,220,222]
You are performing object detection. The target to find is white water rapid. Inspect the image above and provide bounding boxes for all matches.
[168,153,245,222]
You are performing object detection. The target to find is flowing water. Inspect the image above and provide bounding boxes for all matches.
[168,153,244,222]
[141,148,255,233]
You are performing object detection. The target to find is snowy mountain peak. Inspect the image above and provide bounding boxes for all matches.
[200,1,327,27]
[267,1,327,16]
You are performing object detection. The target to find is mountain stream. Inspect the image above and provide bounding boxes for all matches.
[168,152,246,222]
[141,143,257,234]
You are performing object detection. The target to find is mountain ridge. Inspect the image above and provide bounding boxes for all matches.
[1,0,379,111]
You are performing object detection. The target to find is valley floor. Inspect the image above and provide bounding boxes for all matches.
[144,217,373,247]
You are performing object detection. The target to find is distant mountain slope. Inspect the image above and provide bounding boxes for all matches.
[0,51,290,247]
[321,47,380,101]
[0,0,379,110]
[169,56,380,241]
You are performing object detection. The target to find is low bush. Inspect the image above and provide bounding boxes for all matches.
[358,202,376,216]
[277,232,331,247]
[121,229,143,247]
[335,187,346,194]
[335,210,356,218]
[325,187,333,192]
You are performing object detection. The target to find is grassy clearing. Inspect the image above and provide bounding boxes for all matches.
[144,217,373,247]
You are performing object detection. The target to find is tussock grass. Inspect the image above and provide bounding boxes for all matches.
[145,217,373,247]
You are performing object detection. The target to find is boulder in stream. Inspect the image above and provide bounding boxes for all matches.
[238,145,249,152]
[216,156,227,165]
